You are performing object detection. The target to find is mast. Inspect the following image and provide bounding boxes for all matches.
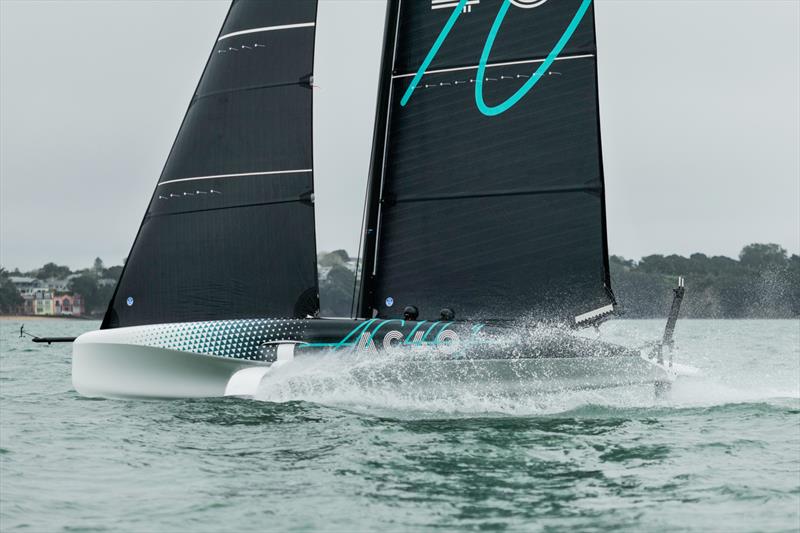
[356,0,402,319]
[591,5,615,302]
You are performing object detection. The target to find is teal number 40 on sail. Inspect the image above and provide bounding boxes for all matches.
[401,0,593,116]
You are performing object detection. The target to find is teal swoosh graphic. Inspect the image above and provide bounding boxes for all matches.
[400,0,593,117]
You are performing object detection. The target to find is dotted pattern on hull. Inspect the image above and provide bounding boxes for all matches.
[129,319,305,361]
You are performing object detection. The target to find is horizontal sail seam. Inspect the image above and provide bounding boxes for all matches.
[388,184,601,204]
[159,169,313,186]
[217,22,316,42]
[145,196,310,219]
[194,79,310,102]
[392,53,594,79]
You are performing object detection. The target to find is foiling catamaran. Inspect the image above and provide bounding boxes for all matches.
[66,0,689,399]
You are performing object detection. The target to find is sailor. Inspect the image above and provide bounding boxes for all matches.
[439,308,455,321]
[403,306,419,321]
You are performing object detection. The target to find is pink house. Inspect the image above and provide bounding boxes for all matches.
[53,293,82,317]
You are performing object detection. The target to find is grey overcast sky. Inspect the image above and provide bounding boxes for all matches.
[1,0,798,272]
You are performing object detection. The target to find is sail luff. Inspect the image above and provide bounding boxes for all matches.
[356,0,403,319]
[309,0,321,320]
[101,1,238,330]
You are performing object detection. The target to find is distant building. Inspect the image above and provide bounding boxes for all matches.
[53,293,82,317]
[46,278,71,292]
[8,277,82,316]
[31,289,54,315]
[20,293,35,315]
[9,276,43,295]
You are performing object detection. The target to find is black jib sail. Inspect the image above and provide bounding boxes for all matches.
[359,0,615,324]
[102,0,320,329]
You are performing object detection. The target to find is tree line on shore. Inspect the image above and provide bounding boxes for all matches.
[610,243,799,318]
[1,243,797,318]
[316,243,800,319]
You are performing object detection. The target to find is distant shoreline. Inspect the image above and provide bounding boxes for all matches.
[0,315,98,321]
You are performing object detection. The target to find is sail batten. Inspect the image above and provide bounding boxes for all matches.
[392,52,595,78]
[217,22,316,42]
[145,197,310,219]
[158,169,313,187]
[392,185,602,203]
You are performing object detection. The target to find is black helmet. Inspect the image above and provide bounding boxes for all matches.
[439,308,455,321]
[403,305,419,321]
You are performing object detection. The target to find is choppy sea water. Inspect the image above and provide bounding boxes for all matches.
[1,318,798,532]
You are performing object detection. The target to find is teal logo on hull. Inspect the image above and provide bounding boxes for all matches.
[298,319,485,356]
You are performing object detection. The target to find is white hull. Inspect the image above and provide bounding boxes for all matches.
[73,329,266,399]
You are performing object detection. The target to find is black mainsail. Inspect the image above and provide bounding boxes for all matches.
[359,0,614,324]
[102,0,320,328]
